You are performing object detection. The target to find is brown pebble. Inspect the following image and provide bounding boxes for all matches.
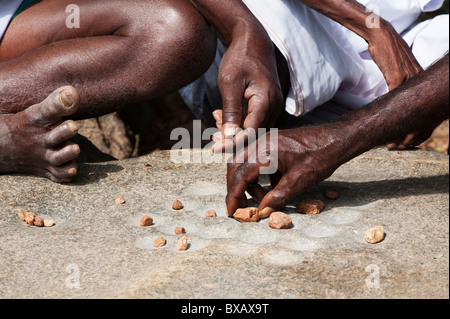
[114,196,126,205]
[44,220,55,227]
[24,212,35,226]
[176,236,188,251]
[233,207,260,223]
[34,216,44,227]
[268,212,293,229]
[324,190,340,200]
[175,227,186,235]
[17,210,26,222]
[172,200,183,210]
[205,210,217,218]
[296,199,325,215]
[364,226,386,244]
[140,215,153,227]
[153,237,166,248]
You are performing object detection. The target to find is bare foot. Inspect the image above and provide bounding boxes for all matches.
[0,86,81,182]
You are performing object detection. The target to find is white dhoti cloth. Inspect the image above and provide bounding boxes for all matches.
[199,0,449,125]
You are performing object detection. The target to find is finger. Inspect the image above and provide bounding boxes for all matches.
[259,174,299,218]
[220,82,245,138]
[226,161,261,217]
[386,143,397,150]
[212,132,223,143]
[212,110,223,131]
[269,171,282,189]
[247,183,267,204]
[243,94,270,130]
[211,138,234,154]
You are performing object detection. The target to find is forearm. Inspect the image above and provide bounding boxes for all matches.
[334,54,449,163]
[188,0,270,46]
[298,0,385,41]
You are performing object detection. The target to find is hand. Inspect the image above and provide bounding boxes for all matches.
[225,126,345,218]
[212,31,284,153]
[387,127,435,150]
[368,20,423,91]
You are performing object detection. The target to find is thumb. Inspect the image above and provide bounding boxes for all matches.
[259,174,298,218]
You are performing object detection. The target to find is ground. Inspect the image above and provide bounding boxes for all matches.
[0,147,448,299]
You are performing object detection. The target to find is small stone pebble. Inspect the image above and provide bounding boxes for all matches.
[268,212,293,229]
[175,227,186,235]
[114,196,126,205]
[140,215,153,227]
[364,226,386,244]
[233,207,260,223]
[176,236,189,251]
[44,220,55,227]
[34,216,44,227]
[17,211,26,222]
[324,190,340,200]
[296,199,325,215]
[205,210,217,218]
[153,237,166,248]
[172,200,183,210]
[24,213,36,226]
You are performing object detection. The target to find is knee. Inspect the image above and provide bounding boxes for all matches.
[124,0,217,79]
[153,1,217,77]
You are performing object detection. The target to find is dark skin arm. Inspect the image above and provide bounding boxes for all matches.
[296,0,423,90]
[225,54,449,218]
[188,0,284,140]
[209,0,423,152]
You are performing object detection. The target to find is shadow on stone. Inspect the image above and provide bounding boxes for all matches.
[70,163,125,186]
[308,174,449,209]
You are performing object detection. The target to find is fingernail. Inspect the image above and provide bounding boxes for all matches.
[223,125,238,139]
[259,207,275,219]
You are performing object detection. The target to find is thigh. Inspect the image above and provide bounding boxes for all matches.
[0,0,204,62]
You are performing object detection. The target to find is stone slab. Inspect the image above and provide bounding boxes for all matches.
[0,147,448,299]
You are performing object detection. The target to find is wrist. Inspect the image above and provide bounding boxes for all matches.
[366,18,395,44]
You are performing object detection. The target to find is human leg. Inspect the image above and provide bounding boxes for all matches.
[0,0,217,181]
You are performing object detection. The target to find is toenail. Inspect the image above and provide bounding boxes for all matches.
[59,90,74,107]
[68,168,77,176]
[67,121,78,133]
[72,144,81,155]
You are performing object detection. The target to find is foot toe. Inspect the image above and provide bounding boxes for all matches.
[46,161,78,183]
[45,142,80,166]
[44,120,79,147]
[30,86,80,124]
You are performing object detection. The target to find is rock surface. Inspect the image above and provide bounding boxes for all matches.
[0,148,448,299]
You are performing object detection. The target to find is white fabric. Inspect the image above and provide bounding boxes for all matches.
[0,0,22,41]
[204,0,448,119]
